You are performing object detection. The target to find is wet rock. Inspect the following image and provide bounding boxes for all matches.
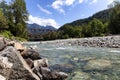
[21,49,41,60]
[1,46,40,80]
[51,71,68,80]
[71,71,90,80]
[50,64,74,73]
[83,59,112,72]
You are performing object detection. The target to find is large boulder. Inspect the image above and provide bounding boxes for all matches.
[0,37,7,51]
[83,59,112,72]
[0,75,6,80]
[21,49,41,60]
[0,46,40,80]
[0,56,13,80]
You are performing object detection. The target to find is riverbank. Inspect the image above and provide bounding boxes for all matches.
[0,37,68,80]
[40,36,120,48]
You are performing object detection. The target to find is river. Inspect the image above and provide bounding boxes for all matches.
[23,42,120,80]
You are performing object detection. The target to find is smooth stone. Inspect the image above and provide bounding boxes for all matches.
[34,58,48,68]
[83,59,112,71]
[51,71,68,80]
[71,71,90,80]
[21,49,41,60]
[50,64,74,73]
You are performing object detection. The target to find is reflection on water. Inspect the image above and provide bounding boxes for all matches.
[24,42,120,80]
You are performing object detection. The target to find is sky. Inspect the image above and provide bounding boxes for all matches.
[1,0,118,28]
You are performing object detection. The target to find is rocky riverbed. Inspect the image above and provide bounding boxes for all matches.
[23,36,120,80]
[0,37,68,80]
[41,36,120,48]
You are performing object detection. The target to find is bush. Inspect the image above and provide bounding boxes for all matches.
[0,30,14,39]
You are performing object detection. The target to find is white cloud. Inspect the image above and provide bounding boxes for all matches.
[107,0,115,5]
[65,0,75,5]
[27,15,59,28]
[52,0,99,13]
[89,0,98,4]
[51,0,65,13]
[37,4,52,14]
[79,0,84,4]
[51,0,75,14]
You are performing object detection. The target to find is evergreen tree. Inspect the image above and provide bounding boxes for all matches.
[109,0,120,34]
[0,8,8,31]
[11,0,28,38]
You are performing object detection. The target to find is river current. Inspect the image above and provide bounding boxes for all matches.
[23,42,120,80]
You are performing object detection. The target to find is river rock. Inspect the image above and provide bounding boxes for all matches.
[1,46,40,80]
[21,49,41,60]
[83,59,112,72]
[25,58,34,68]
[51,71,68,80]
[71,71,90,80]
[50,64,74,73]
[0,37,7,51]
[39,67,52,79]
[34,58,48,68]
[8,41,25,52]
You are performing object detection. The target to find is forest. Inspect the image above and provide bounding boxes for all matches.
[41,1,120,40]
[0,0,120,41]
[0,0,28,41]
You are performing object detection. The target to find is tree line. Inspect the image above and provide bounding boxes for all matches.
[41,0,120,41]
[0,0,28,40]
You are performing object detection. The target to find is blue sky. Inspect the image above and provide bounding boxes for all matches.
[1,0,118,28]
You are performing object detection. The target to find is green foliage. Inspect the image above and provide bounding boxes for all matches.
[10,0,28,38]
[0,9,8,31]
[42,31,60,40]
[109,0,120,34]
[88,18,105,36]
[61,8,111,28]
[14,37,27,41]
[59,18,106,39]
[0,0,28,40]
[0,30,13,39]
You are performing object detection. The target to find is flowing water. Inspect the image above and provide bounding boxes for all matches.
[23,42,120,80]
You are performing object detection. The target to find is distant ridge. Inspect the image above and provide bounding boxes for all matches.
[27,23,56,34]
[59,8,111,29]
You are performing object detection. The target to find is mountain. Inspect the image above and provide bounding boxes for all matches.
[59,8,112,29]
[27,23,57,35]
